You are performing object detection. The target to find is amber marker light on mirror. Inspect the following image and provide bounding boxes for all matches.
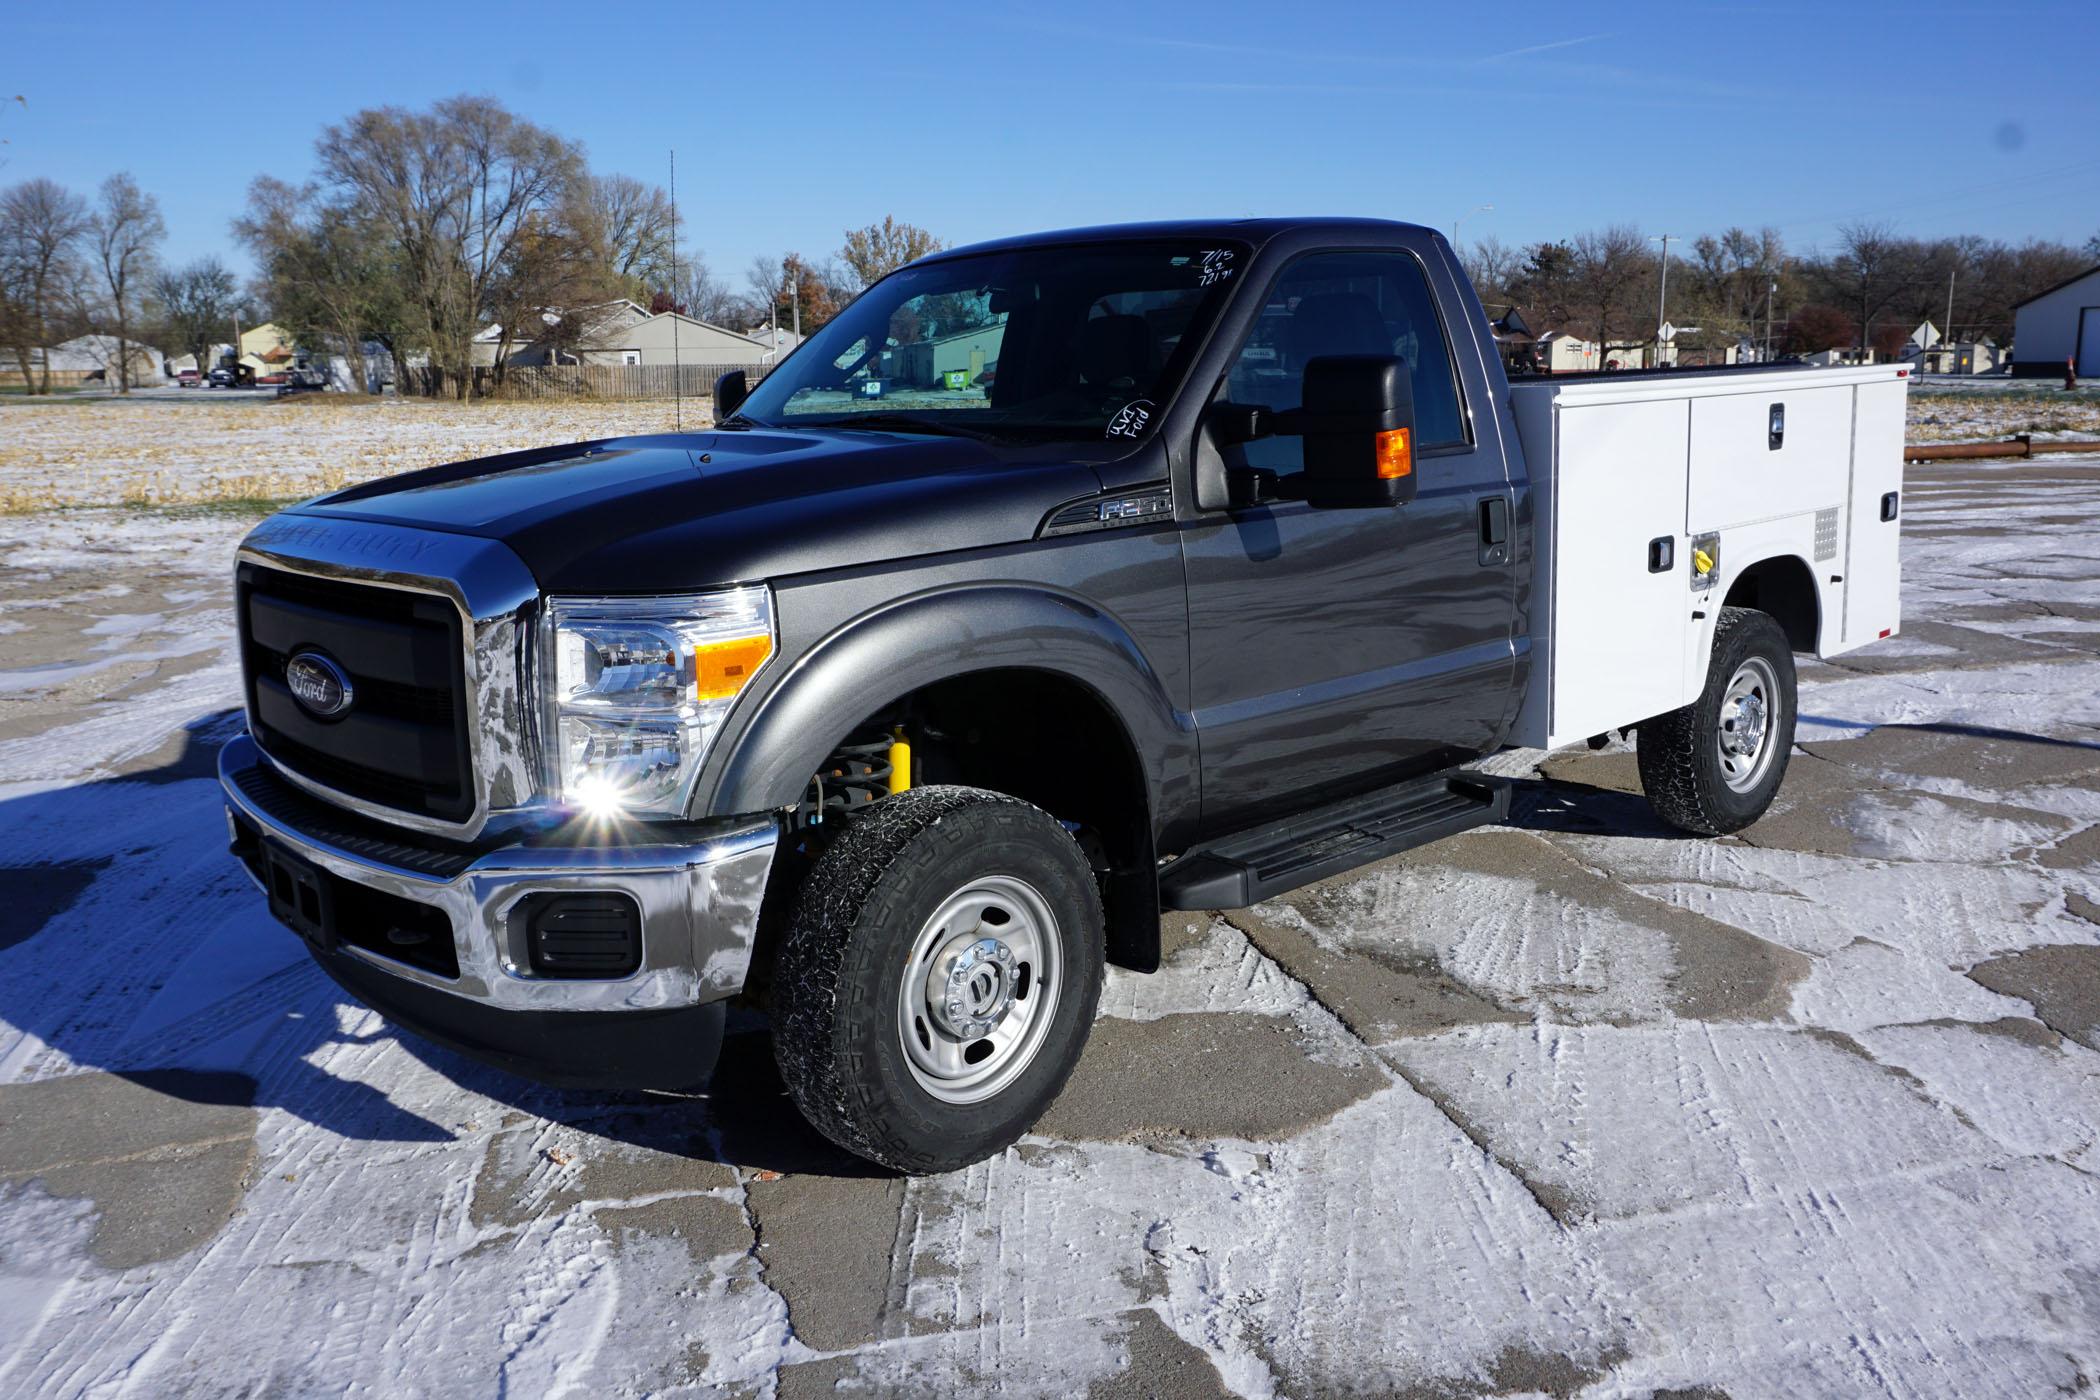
[1375,427,1413,480]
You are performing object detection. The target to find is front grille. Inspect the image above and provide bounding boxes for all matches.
[239,564,475,823]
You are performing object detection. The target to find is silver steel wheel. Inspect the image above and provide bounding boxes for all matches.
[896,874,1063,1105]
[1716,655,1781,792]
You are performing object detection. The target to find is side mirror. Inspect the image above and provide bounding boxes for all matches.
[1293,355,1417,509]
[714,370,749,419]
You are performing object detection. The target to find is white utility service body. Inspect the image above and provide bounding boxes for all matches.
[1508,363,1908,750]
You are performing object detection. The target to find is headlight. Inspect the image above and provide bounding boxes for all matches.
[542,587,774,818]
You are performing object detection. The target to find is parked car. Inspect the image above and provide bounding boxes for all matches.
[177,368,201,388]
[220,218,1907,1173]
[207,355,256,389]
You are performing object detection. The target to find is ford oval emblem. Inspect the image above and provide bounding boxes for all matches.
[285,651,354,719]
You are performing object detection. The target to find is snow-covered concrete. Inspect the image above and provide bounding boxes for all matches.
[0,430,2097,1396]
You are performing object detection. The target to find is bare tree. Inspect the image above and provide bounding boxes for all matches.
[1570,226,1654,363]
[839,216,944,290]
[237,176,412,394]
[149,257,240,380]
[1461,235,1523,308]
[1830,221,1915,360]
[570,173,676,298]
[314,96,582,397]
[1509,241,1579,330]
[745,255,783,329]
[90,173,165,392]
[0,177,90,393]
[677,251,747,327]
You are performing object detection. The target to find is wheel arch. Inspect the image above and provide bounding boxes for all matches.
[699,584,1194,972]
[1721,550,1823,653]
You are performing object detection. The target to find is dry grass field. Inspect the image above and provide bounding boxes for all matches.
[0,396,702,513]
[1,386,2095,518]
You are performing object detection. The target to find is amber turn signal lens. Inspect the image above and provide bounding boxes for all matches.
[693,634,773,701]
[1375,427,1413,480]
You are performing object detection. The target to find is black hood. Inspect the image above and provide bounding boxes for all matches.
[290,428,1106,593]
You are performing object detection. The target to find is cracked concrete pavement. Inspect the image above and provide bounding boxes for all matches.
[1,452,2099,1395]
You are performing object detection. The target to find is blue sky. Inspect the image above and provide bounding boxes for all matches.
[7,1,2096,288]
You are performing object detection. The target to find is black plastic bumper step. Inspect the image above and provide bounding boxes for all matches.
[1158,773,1510,911]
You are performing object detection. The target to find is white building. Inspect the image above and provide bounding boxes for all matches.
[1534,332,1645,373]
[10,336,170,387]
[2011,265,2100,377]
[745,325,802,361]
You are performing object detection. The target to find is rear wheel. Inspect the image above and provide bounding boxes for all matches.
[772,785,1104,1173]
[1637,606,1797,835]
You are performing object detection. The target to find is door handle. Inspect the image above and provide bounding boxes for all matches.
[1648,536,1675,572]
[1477,496,1510,567]
[1880,491,1900,522]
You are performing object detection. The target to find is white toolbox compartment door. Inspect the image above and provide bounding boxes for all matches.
[1843,379,1906,645]
[1687,385,1853,530]
[1548,398,1691,746]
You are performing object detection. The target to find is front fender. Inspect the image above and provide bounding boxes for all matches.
[696,583,1198,837]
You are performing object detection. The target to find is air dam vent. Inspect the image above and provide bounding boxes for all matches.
[516,893,642,980]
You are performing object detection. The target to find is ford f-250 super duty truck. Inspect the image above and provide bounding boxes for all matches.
[221,218,1906,1172]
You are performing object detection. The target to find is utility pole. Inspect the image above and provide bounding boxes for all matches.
[1945,269,1956,357]
[1651,233,1677,365]
[1765,280,1778,363]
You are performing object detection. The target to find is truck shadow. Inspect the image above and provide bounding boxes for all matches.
[0,713,879,1178]
[1501,774,1694,840]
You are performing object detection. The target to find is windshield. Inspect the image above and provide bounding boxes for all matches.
[733,240,1248,443]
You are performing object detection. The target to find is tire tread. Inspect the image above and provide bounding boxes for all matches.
[772,785,1102,1173]
[1637,606,1795,836]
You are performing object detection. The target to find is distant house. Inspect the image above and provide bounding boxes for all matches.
[576,311,770,369]
[1909,337,2001,376]
[744,325,803,361]
[2010,264,2100,377]
[470,301,648,367]
[237,323,299,380]
[483,301,767,371]
[1534,332,1646,373]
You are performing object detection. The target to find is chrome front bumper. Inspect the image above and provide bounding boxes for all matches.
[219,734,779,1015]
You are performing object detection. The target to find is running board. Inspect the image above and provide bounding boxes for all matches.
[1158,774,1510,911]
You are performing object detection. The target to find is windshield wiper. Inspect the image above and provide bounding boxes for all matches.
[801,413,1002,444]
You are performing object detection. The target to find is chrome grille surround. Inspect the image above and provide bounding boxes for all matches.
[237,513,542,840]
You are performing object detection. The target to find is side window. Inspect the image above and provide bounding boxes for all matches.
[1222,251,1466,477]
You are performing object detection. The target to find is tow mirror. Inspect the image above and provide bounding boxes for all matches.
[714,369,749,419]
[1292,355,1417,509]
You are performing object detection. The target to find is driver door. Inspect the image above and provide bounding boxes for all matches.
[1181,249,1516,833]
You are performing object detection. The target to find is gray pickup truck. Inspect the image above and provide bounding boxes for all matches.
[221,218,1905,1171]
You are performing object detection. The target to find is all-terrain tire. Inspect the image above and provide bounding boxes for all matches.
[772,785,1105,1174]
[1637,606,1797,836]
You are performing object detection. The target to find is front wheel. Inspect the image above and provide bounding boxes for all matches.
[772,786,1104,1173]
[1637,606,1797,835]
